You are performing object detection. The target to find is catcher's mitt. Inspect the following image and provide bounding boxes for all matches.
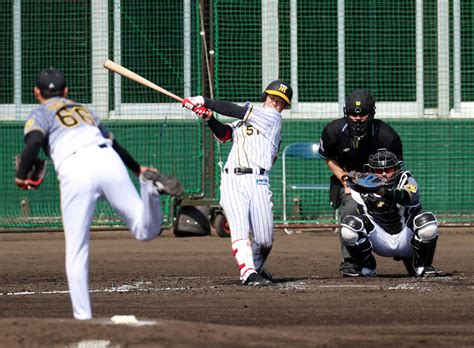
[15,155,47,190]
[142,170,184,197]
[344,171,386,194]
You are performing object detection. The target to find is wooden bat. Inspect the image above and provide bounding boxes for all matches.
[103,59,183,102]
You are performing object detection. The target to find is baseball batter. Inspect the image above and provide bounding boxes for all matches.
[340,149,442,277]
[182,80,293,286]
[15,68,183,320]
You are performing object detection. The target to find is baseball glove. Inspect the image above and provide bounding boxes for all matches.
[15,156,47,190]
[344,171,386,194]
[142,170,184,197]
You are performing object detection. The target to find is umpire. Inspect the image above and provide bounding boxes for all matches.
[318,89,403,276]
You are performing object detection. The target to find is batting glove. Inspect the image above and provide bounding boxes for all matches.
[194,105,212,120]
[182,96,205,111]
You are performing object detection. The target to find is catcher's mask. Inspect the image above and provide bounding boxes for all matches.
[365,148,403,187]
[260,80,293,107]
[343,89,376,140]
[36,68,66,98]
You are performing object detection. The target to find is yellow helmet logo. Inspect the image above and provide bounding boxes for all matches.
[278,84,288,93]
[355,101,361,106]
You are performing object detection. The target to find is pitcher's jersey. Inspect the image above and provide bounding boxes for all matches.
[24,97,111,169]
[225,103,282,171]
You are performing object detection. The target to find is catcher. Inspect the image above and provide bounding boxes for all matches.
[341,148,442,277]
[15,68,183,320]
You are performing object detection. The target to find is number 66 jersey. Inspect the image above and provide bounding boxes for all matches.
[23,97,112,170]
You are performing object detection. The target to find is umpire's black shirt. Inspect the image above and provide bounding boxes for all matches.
[319,118,403,173]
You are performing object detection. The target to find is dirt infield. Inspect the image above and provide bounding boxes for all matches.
[0,228,473,347]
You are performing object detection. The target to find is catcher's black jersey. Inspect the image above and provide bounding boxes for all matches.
[318,118,403,173]
[352,172,421,234]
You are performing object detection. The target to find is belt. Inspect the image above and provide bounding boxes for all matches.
[98,143,108,148]
[225,167,266,175]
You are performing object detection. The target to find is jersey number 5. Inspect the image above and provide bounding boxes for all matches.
[56,106,96,128]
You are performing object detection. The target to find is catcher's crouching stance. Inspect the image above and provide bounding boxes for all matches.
[341,149,442,277]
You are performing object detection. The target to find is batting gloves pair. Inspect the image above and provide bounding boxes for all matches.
[182,96,212,120]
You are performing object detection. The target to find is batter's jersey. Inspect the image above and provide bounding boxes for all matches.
[24,97,111,169]
[318,118,403,172]
[224,103,282,171]
[352,171,421,234]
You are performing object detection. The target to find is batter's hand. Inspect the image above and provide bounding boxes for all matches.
[194,105,212,120]
[182,96,204,110]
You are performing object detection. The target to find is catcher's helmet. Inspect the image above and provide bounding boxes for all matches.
[260,80,293,105]
[36,68,66,98]
[366,148,403,186]
[344,89,376,139]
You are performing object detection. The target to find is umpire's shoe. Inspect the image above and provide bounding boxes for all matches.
[258,268,273,283]
[141,170,184,197]
[244,272,272,287]
[339,260,361,277]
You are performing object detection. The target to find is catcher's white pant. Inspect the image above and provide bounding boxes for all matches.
[219,172,274,281]
[57,144,163,320]
[368,221,415,259]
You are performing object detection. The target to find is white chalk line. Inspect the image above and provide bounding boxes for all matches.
[0,275,461,296]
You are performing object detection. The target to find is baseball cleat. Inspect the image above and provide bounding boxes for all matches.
[339,261,361,277]
[141,170,184,197]
[243,272,272,287]
[415,265,443,277]
[258,268,273,283]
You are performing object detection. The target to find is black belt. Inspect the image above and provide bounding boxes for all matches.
[225,167,266,175]
[98,143,108,148]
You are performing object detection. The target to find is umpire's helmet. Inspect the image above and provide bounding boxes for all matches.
[366,148,403,187]
[260,80,293,106]
[36,68,66,98]
[344,89,376,139]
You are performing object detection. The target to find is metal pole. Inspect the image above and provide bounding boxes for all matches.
[437,0,450,118]
[416,0,424,117]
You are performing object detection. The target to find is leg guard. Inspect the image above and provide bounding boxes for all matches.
[414,212,438,241]
[406,212,441,277]
[341,215,376,276]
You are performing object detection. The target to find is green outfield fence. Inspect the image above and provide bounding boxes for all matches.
[1,0,473,230]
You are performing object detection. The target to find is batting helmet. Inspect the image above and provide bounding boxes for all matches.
[260,80,293,105]
[343,89,376,139]
[36,68,66,98]
[366,148,403,187]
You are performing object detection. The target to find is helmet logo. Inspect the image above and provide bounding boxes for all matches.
[279,84,288,93]
[354,101,362,114]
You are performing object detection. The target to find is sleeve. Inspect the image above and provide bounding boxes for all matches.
[318,126,335,160]
[112,139,141,175]
[206,116,232,142]
[384,176,419,205]
[203,97,248,119]
[16,131,45,179]
[390,132,404,161]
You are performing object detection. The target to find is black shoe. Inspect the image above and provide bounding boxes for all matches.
[258,269,273,283]
[339,261,361,277]
[243,272,272,287]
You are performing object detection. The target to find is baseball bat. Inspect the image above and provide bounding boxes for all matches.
[103,59,183,102]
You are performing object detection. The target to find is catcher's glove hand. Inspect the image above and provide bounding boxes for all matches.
[15,156,47,190]
[344,171,386,194]
[142,170,184,197]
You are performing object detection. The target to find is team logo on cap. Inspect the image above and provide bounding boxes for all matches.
[278,84,288,93]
